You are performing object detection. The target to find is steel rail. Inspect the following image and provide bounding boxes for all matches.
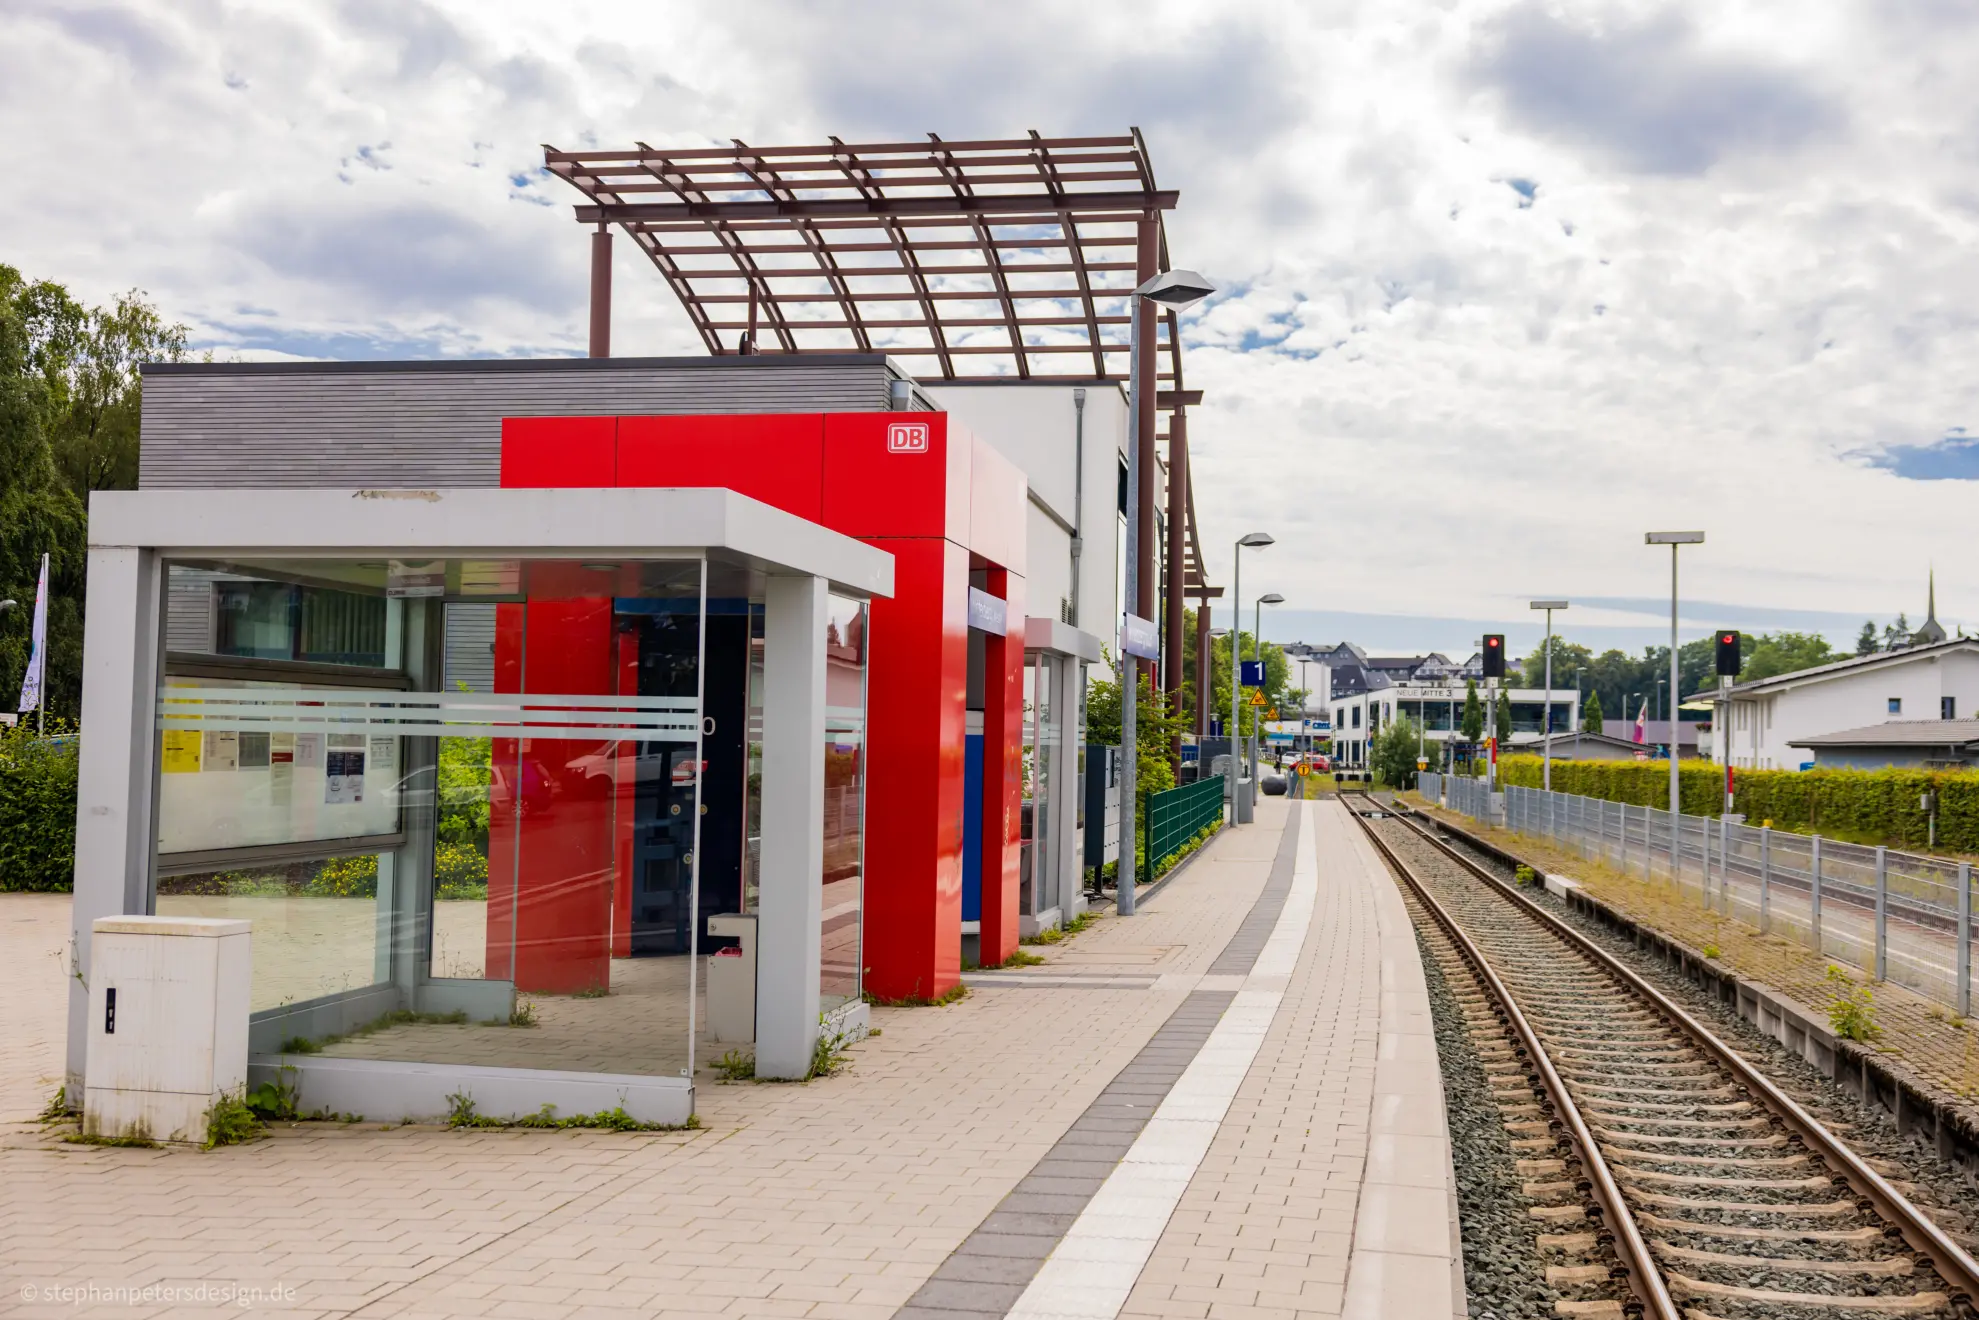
[1369,793,1979,1312]
[1346,801,1680,1320]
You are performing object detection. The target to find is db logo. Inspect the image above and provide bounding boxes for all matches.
[887,422,930,454]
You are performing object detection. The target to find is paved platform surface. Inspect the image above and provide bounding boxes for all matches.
[0,799,1458,1319]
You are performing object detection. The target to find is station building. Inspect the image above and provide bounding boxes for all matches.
[65,134,1222,1126]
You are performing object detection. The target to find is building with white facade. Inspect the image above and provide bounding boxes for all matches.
[1715,637,1979,769]
[1311,646,1578,769]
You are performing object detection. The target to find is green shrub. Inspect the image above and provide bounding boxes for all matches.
[435,841,488,900]
[307,854,378,897]
[1499,753,1979,852]
[0,721,79,892]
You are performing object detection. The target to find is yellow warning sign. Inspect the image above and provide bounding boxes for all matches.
[1249,691,1265,706]
[1297,762,1313,777]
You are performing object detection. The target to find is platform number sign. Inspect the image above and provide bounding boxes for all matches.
[1482,634,1505,679]
[887,421,930,453]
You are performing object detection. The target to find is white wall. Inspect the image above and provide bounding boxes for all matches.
[1721,646,1979,769]
[925,382,1128,636]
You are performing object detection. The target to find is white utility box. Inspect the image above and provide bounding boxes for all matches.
[705,913,756,1044]
[84,915,251,1144]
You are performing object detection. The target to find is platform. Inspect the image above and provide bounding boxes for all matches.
[0,800,1461,1320]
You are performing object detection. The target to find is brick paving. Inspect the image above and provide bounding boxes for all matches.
[0,798,1458,1319]
[1407,793,1979,1137]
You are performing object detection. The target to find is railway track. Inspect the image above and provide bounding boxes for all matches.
[1348,792,1979,1319]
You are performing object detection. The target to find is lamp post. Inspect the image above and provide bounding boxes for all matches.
[1117,268,1217,917]
[1253,593,1283,783]
[1647,531,1704,869]
[1530,600,1568,791]
[1229,532,1274,825]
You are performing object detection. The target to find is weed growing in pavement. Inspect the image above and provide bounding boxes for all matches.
[1513,865,1538,886]
[204,1092,263,1149]
[443,1090,698,1131]
[713,1050,756,1082]
[1023,909,1099,946]
[862,983,970,1008]
[508,1000,538,1027]
[63,1130,159,1148]
[573,984,610,999]
[808,1021,854,1079]
[245,1067,300,1122]
[38,1086,77,1122]
[1827,965,1883,1043]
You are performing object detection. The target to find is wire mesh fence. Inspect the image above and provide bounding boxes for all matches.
[1419,774,1978,1016]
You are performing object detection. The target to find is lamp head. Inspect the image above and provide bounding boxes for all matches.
[1530,599,1569,610]
[1135,268,1216,310]
[1237,531,1275,549]
[1258,593,1285,605]
[1645,531,1705,545]
[0,600,15,613]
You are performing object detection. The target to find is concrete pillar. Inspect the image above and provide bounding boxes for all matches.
[1050,654,1083,919]
[67,545,163,1095]
[756,574,827,1079]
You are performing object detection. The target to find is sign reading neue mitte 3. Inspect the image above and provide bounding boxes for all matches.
[1120,613,1159,661]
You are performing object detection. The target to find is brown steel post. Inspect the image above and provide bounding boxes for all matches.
[589,225,612,358]
[1165,406,1189,768]
[1195,593,1211,736]
[1134,218,1159,685]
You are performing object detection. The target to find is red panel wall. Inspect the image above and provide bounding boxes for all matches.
[501,416,616,487]
[820,413,964,541]
[858,536,970,1000]
[617,414,825,520]
[976,568,1025,967]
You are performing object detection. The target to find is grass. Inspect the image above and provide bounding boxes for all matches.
[713,1049,756,1081]
[863,983,971,1008]
[1023,909,1099,946]
[444,1090,700,1132]
[62,1130,158,1149]
[204,1092,263,1149]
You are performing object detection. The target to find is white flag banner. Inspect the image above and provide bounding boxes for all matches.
[18,552,47,715]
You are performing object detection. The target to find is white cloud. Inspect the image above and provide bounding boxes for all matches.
[4,0,1976,653]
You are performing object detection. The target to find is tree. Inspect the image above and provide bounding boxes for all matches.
[1085,659,1190,830]
[1856,621,1879,656]
[1741,631,1836,683]
[1518,639,1592,691]
[0,266,189,718]
[1883,614,1911,650]
[1370,716,1427,789]
[1494,690,1511,745]
[1581,690,1603,733]
[1459,679,1483,743]
[1196,624,1291,740]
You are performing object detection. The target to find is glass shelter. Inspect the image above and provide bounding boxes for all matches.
[69,487,891,1122]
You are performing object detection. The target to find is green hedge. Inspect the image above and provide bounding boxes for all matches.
[0,723,79,892]
[1499,754,1979,851]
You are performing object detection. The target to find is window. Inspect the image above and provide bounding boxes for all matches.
[1945,696,1958,721]
[1352,707,1361,728]
[1889,697,1903,715]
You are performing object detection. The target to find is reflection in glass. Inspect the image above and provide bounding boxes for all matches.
[822,595,868,1012]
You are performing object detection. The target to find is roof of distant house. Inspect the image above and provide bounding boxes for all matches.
[1717,636,1979,698]
[1789,719,1979,750]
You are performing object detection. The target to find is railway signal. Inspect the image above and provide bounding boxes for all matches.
[1715,630,1741,676]
[1481,634,1505,679]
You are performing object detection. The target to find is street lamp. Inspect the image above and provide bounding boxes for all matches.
[1253,593,1284,784]
[1647,531,1704,869]
[1530,600,1568,790]
[1117,268,1217,917]
[1229,532,1274,825]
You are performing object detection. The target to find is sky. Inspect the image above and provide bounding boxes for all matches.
[4,0,1977,659]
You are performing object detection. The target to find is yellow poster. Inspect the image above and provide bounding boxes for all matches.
[161,729,203,774]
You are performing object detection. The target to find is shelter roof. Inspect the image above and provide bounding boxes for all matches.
[544,131,1187,387]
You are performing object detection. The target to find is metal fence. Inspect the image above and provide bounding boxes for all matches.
[1142,776,1225,881]
[1418,774,1978,1017]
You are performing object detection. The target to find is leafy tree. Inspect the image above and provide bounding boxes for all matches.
[1518,639,1591,691]
[1085,658,1191,828]
[1191,623,1290,740]
[1740,631,1836,683]
[1883,614,1911,650]
[1459,679,1483,743]
[1581,690,1603,733]
[1370,716,1427,789]
[1494,690,1511,745]
[0,266,189,718]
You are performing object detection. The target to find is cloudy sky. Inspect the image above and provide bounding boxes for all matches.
[5,0,1975,656]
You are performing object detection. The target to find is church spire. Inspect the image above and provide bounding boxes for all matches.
[1913,567,1947,645]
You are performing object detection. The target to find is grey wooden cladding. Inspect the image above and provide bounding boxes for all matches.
[138,357,902,490]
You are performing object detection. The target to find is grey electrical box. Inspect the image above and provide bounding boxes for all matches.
[1083,744,1121,869]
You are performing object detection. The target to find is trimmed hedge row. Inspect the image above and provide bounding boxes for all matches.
[0,723,78,892]
[1499,754,1979,852]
